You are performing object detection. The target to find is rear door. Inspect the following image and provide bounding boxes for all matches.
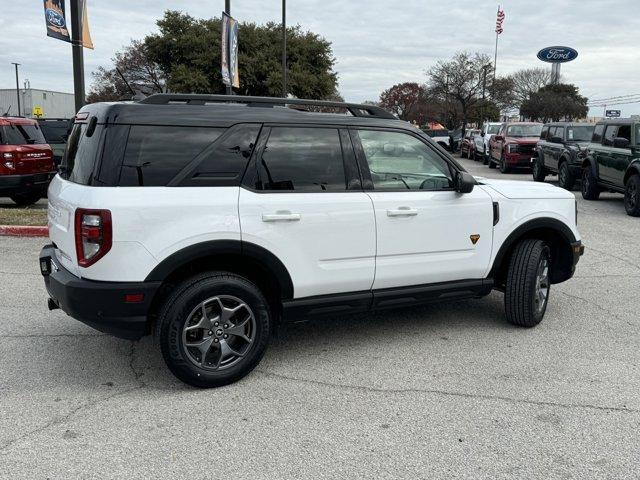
[599,124,619,183]
[352,128,494,290]
[239,125,376,299]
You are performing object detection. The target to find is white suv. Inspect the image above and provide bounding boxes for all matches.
[40,95,584,387]
[475,122,504,163]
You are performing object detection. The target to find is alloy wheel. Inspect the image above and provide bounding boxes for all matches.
[626,181,638,210]
[534,257,550,315]
[182,295,256,371]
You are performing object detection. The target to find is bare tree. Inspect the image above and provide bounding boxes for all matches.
[426,52,493,132]
[379,82,429,123]
[509,67,555,107]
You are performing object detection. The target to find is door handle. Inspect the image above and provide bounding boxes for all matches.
[386,207,418,217]
[262,211,301,222]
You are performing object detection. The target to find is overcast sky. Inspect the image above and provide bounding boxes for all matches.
[1,0,639,116]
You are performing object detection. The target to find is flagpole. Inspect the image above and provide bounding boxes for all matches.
[492,4,499,95]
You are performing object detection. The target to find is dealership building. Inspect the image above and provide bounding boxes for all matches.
[0,88,75,119]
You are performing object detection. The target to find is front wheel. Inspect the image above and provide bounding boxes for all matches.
[557,161,575,190]
[499,153,510,173]
[624,174,640,217]
[10,192,41,207]
[581,165,600,200]
[158,272,271,388]
[488,157,496,169]
[505,239,551,328]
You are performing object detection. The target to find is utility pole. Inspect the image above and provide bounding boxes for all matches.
[481,64,489,125]
[69,0,85,112]
[11,63,21,116]
[225,0,232,95]
[282,0,287,98]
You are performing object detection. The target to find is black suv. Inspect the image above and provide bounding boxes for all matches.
[37,118,71,167]
[581,119,640,216]
[532,122,594,190]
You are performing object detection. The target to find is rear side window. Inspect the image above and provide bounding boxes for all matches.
[554,127,565,140]
[603,125,617,146]
[592,124,604,143]
[255,127,346,191]
[1,123,46,145]
[119,126,223,186]
[60,123,104,185]
[617,125,631,142]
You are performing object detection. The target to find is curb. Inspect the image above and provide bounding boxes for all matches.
[0,225,49,237]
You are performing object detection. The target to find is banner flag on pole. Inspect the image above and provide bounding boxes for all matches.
[81,0,94,49]
[221,13,231,86]
[495,7,505,34]
[221,12,239,89]
[43,0,71,43]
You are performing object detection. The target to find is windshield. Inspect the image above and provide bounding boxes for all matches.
[486,124,501,134]
[566,125,594,142]
[506,124,543,138]
[39,121,70,143]
[1,123,46,145]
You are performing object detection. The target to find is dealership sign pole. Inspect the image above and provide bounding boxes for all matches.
[536,46,578,84]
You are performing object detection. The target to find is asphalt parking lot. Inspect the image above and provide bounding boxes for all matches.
[1,156,638,479]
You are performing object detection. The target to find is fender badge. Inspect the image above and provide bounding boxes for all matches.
[470,234,480,245]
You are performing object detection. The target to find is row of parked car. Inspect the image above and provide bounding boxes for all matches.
[0,116,70,206]
[459,119,640,216]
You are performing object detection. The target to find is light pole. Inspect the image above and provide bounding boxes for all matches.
[282,0,287,98]
[225,0,232,95]
[11,63,21,116]
[69,0,85,111]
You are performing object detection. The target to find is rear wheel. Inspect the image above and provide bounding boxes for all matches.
[461,146,467,159]
[10,192,41,207]
[532,157,546,182]
[557,161,575,190]
[158,272,271,388]
[624,174,640,217]
[581,165,600,200]
[505,239,551,328]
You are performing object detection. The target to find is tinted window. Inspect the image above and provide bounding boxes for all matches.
[540,126,549,140]
[358,129,453,191]
[603,125,617,146]
[119,126,223,186]
[38,121,70,143]
[60,123,104,185]
[635,125,640,146]
[2,123,46,145]
[617,125,631,142]
[255,127,345,191]
[567,125,594,142]
[554,127,565,140]
[179,124,260,187]
[592,124,604,143]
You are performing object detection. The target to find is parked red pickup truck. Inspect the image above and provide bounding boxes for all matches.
[0,116,55,206]
[489,122,543,173]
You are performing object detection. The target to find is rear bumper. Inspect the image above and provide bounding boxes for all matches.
[39,244,160,340]
[0,171,56,196]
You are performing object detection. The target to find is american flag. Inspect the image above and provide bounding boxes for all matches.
[495,8,505,34]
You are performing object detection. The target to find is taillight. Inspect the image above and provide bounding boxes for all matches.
[74,209,112,267]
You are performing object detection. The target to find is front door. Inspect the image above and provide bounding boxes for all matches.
[239,126,376,299]
[351,128,494,290]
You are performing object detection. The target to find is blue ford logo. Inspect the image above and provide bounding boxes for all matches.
[46,9,66,28]
[537,46,578,63]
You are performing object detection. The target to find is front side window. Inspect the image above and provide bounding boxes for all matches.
[255,127,346,192]
[540,126,549,140]
[357,129,453,191]
[119,126,223,186]
[592,124,605,143]
[603,125,617,146]
[554,127,565,140]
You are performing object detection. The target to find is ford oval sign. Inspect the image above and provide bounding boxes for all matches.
[45,8,66,28]
[537,46,578,63]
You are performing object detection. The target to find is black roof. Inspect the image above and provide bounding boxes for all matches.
[543,121,594,127]
[594,118,638,125]
[79,94,408,130]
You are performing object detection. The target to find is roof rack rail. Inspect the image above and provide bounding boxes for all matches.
[138,94,397,120]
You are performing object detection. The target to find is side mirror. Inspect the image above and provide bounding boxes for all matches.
[455,171,475,194]
[550,136,563,144]
[613,137,630,149]
[494,135,504,142]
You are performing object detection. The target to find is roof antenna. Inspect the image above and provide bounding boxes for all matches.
[116,68,136,96]
[2,105,11,116]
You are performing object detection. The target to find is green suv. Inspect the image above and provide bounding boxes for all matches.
[582,119,640,216]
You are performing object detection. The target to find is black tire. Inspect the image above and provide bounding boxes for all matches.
[499,152,510,173]
[581,165,600,200]
[483,153,489,165]
[158,272,271,388]
[505,239,551,328]
[532,157,546,182]
[461,147,467,159]
[557,161,575,190]
[624,174,640,217]
[10,192,41,207]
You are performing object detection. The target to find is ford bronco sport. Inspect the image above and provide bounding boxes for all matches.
[40,95,584,387]
[581,119,640,216]
[0,116,55,205]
